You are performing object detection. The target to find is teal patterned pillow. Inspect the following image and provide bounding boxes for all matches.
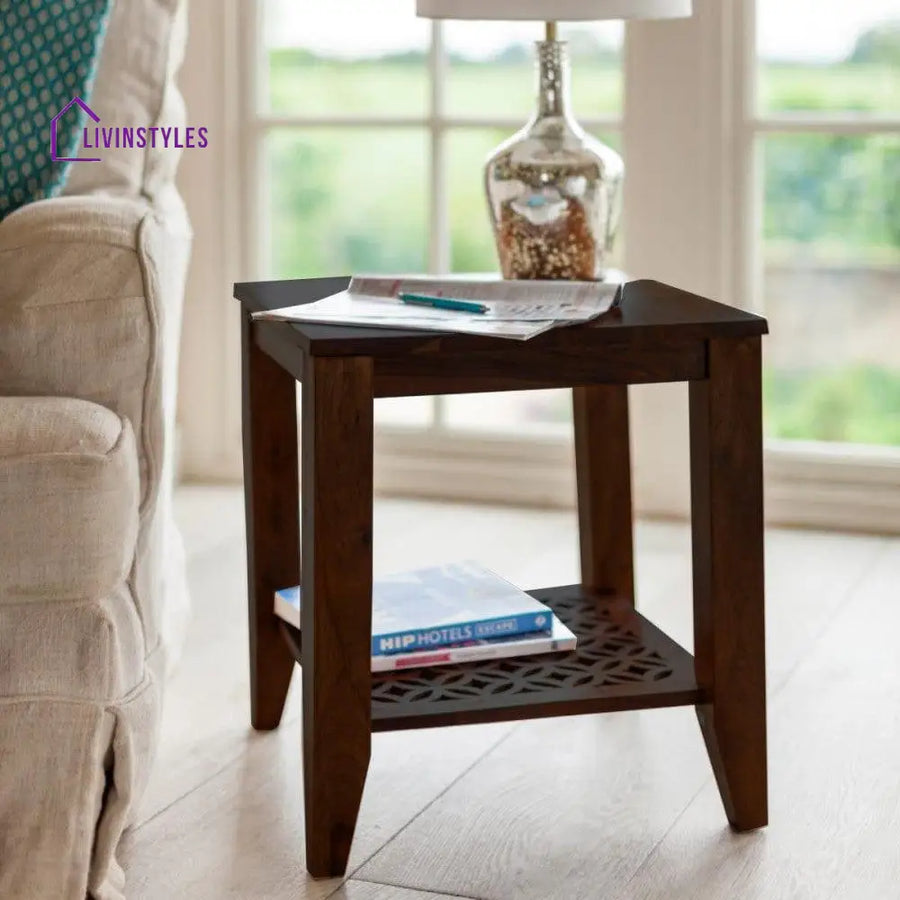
[0,0,112,219]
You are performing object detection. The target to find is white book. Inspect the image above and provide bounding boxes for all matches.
[274,561,555,656]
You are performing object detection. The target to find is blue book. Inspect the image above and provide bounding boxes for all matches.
[274,561,553,656]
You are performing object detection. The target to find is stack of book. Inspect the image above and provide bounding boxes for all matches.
[274,561,576,672]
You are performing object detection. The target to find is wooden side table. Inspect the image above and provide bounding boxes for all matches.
[235,277,769,878]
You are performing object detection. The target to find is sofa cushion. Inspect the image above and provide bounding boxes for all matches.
[62,0,188,200]
[0,396,139,604]
[0,196,160,503]
[0,0,112,219]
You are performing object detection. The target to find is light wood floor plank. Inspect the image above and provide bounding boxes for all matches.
[357,707,711,900]
[126,489,891,899]
[355,527,886,900]
[122,714,513,899]
[613,538,900,900]
[135,528,284,826]
[331,881,475,900]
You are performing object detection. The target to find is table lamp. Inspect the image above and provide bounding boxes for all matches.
[417,0,692,280]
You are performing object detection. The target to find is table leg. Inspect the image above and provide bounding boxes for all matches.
[689,336,767,830]
[241,314,299,731]
[572,385,635,601]
[301,355,374,877]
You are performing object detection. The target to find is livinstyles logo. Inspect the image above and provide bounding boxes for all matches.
[51,97,209,163]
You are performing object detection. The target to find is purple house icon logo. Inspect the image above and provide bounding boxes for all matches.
[51,97,101,163]
[48,97,209,160]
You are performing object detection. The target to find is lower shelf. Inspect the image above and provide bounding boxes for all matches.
[281,584,701,733]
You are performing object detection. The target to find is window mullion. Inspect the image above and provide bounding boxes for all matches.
[753,116,900,135]
[428,20,449,277]
[244,0,264,280]
[428,19,449,430]
[733,0,760,314]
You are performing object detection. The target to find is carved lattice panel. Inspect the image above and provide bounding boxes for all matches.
[371,591,676,708]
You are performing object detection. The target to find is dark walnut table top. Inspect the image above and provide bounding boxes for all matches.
[235,277,768,360]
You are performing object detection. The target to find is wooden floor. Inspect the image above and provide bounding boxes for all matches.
[121,486,900,900]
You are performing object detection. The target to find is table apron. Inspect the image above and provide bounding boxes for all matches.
[372,339,707,397]
[253,320,710,396]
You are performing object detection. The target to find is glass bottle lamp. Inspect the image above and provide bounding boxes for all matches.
[486,22,624,280]
[416,0,693,280]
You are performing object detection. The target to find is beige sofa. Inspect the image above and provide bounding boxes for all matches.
[0,1,191,897]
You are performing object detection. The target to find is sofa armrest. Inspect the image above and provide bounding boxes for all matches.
[0,192,193,672]
[1,194,161,251]
[0,396,139,607]
[0,193,188,506]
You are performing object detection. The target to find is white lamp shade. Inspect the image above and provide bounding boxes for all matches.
[416,0,691,20]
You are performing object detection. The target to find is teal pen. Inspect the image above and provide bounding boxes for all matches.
[399,293,489,315]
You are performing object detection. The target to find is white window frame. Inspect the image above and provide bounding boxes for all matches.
[624,0,900,532]
[177,0,900,532]
[739,0,900,531]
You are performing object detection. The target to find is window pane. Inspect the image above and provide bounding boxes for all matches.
[445,390,573,434]
[762,134,900,445]
[448,129,624,275]
[265,128,428,279]
[376,397,435,427]
[447,128,508,274]
[263,0,429,115]
[757,2,900,114]
[445,22,623,119]
[300,397,434,433]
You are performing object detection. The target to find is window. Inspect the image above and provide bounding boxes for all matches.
[206,0,900,525]
[753,1,900,446]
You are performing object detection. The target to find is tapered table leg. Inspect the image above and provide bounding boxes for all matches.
[241,314,299,731]
[301,355,374,877]
[573,385,635,601]
[689,336,767,830]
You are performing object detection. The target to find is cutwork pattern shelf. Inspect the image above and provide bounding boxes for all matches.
[372,589,676,705]
[282,585,700,733]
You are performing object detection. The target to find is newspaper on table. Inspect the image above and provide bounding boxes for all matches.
[251,274,623,341]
